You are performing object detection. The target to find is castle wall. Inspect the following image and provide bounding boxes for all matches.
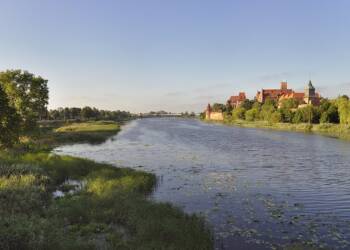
[206,111,224,121]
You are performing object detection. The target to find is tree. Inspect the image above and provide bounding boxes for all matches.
[225,101,233,114]
[232,107,246,120]
[320,101,339,124]
[212,103,226,112]
[81,106,95,120]
[0,70,49,131]
[245,108,259,121]
[0,85,20,147]
[293,109,304,124]
[260,99,276,121]
[292,105,320,124]
[270,111,282,123]
[240,99,254,110]
[280,98,299,110]
[337,96,350,125]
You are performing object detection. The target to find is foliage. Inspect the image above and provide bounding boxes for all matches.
[225,101,233,113]
[245,108,259,121]
[320,100,339,124]
[239,99,254,110]
[280,98,299,110]
[0,85,21,147]
[260,99,277,122]
[219,96,343,125]
[336,96,350,125]
[0,122,213,250]
[232,107,246,120]
[48,106,133,121]
[270,111,282,123]
[0,69,49,131]
[212,103,226,112]
[292,106,320,124]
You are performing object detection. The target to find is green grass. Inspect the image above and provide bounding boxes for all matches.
[17,121,121,152]
[220,119,350,141]
[55,121,120,133]
[0,121,213,250]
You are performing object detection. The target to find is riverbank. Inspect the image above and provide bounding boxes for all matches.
[207,119,350,141]
[0,121,213,249]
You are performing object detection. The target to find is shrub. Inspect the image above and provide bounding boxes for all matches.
[232,107,246,120]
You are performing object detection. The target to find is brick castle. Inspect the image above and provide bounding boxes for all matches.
[205,80,321,120]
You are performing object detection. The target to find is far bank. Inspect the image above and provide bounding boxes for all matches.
[203,118,350,141]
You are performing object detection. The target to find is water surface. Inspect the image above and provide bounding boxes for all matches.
[55,118,350,249]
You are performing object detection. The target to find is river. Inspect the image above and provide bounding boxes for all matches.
[54,118,350,249]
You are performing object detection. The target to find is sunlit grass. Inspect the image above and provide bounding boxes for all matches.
[0,121,213,249]
[222,119,350,140]
[55,121,120,133]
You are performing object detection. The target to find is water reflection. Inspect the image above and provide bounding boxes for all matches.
[55,118,350,249]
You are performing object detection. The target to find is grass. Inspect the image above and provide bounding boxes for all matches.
[17,121,121,152]
[220,119,350,141]
[0,121,213,250]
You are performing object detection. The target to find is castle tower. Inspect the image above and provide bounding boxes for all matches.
[280,81,288,90]
[205,103,211,120]
[304,80,316,104]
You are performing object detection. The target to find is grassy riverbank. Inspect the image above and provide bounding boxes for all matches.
[0,121,213,250]
[218,119,350,140]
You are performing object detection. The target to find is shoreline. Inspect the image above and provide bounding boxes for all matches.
[1,120,213,249]
[203,119,350,141]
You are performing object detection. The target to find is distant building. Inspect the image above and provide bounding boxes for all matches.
[278,80,320,107]
[255,81,321,107]
[304,80,320,106]
[205,104,224,121]
[256,81,293,103]
[227,92,246,108]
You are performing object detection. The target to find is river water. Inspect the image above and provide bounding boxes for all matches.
[55,118,350,249]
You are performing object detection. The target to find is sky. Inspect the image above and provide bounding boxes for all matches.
[0,0,350,113]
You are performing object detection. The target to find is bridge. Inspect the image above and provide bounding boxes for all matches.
[138,113,185,118]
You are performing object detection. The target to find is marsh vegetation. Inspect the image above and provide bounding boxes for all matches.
[0,121,212,250]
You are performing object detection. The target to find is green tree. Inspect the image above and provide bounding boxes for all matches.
[320,102,339,124]
[232,107,246,120]
[260,99,276,121]
[212,103,226,112]
[225,101,233,113]
[280,98,299,110]
[292,105,320,124]
[336,96,350,125]
[279,99,299,123]
[292,109,305,124]
[0,85,20,147]
[245,108,259,121]
[0,69,49,131]
[81,106,95,120]
[239,99,254,110]
[270,111,282,123]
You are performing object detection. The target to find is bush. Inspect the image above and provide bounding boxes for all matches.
[245,108,259,121]
[270,111,282,123]
[232,107,246,120]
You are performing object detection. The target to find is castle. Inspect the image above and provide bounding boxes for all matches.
[205,104,224,120]
[227,92,246,108]
[256,81,320,107]
[205,81,321,120]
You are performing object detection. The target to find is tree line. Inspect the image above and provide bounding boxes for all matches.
[47,107,133,121]
[203,96,350,125]
[0,69,133,148]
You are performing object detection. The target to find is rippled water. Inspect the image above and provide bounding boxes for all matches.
[55,118,350,249]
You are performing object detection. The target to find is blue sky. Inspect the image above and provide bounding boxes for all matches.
[0,0,349,112]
